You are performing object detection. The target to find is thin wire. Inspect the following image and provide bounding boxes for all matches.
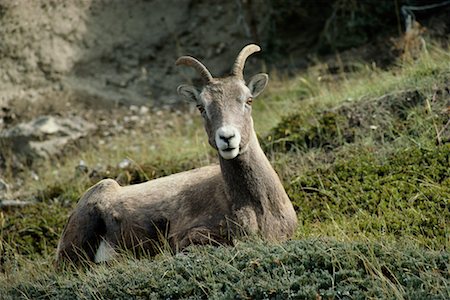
[401,0,450,22]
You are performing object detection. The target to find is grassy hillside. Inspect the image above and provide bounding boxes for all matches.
[2,240,448,299]
[1,44,449,299]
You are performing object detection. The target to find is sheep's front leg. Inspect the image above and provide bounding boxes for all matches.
[171,227,232,252]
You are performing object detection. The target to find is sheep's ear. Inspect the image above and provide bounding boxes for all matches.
[247,73,268,98]
[177,85,200,103]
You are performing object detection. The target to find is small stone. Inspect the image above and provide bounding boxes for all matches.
[37,117,60,134]
[0,200,32,209]
[75,160,89,174]
[139,106,149,114]
[129,105,139,113]
[118,158,132,169]
[31,171,39,181]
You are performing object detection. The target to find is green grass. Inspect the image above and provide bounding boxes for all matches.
[289,144,450,248]
[1,239,448,299]
[1,43,450,298]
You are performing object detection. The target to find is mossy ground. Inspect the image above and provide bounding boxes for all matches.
[264,84,450,249]
[2,239,448,300]
[1,45,449,299]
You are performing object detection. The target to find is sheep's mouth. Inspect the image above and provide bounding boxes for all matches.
[218,147,240,160]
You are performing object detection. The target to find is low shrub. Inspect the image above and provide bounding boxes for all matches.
[2,239,448,299]
[289,144,450,248]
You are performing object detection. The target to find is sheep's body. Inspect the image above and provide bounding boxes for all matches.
[56,165,230,263]
[55,44,298,266]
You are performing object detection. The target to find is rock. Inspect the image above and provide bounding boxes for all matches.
[75,160,89,175]
[0,115,96,163]
[129,105,139,113]
[118,158,132,169]
[139,106,149,115]
[30,171,39,181]
[0,199,33,209]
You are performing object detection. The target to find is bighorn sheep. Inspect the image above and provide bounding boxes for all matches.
[55,44,297,266]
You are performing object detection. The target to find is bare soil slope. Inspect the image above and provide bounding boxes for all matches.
[0,0,270,108]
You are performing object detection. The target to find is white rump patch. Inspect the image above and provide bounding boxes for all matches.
[94,240,116,263]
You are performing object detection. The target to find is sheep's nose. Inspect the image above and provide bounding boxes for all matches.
[216,127,237,144]
[215,126,241,150]
[219,132,235,143]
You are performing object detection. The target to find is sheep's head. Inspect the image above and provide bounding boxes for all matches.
[177,44,268,160]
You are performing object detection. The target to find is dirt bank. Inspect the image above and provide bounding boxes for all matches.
[0,0,447,111]
[0,0,274,108]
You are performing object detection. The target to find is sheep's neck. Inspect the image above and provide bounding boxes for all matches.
[219,131,286,213]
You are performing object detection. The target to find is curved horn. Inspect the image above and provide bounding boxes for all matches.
[176,56,213,83]
[232,44,261,79]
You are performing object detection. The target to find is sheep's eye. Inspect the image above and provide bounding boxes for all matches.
[197,105,205,114]
[246,97,253,105]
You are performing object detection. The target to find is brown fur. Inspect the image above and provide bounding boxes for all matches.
[55,45,297,266]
